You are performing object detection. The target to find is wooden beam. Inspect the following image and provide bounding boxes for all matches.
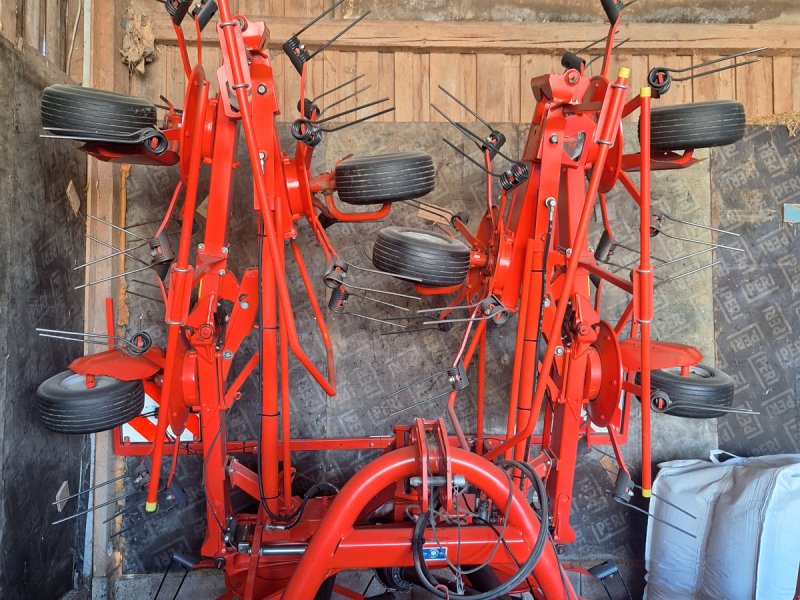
[146,13,800,55]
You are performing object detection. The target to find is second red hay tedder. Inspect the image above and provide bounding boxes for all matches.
[35,0,761,597]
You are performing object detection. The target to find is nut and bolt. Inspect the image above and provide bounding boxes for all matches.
[555,346,565,356]
[198,243,205,250]
[222,246,229,255]
[239,300,249,310]
[565,248,573,257]
[223,350,233,360]
[543,298,551,308]
[545,197,556,208]
[550,134,559,144]
[219,269,226,276]
[257,84,267,95]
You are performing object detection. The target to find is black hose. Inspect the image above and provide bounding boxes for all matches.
[411,461,550,599]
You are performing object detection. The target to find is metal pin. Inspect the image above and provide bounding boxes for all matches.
[614,500,697,538]
[654,261,722,288]
[654,229,744,252]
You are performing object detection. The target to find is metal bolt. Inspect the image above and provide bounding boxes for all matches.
[223,350,233,360]
[198,243,205,250]
[543,298,551,308]
[565,248,573,257]
[550,134,559,144]
[219,269,226,276]
[555,346,565,356]
[567,71,579,84]
[545,197,556,208]
[257,84,267,95]
[239,300,249,310]
[222,246,229,255]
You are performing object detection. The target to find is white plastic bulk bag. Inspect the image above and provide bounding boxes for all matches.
[644,452,800,600]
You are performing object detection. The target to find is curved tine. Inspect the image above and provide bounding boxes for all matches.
[342,312,407,328]
[575,34,607,55]
[655,229,744,253]
[431,104,518,164]
[442,138,500,177]
[319,107,396,132]
[87,214,149,241]
[294,0,347,36]
[347,290,409,312]
[659,211,741,237]
[667,47,768,74]
[343,260,424,283]
[672,59,760,82]
[416,302,482,314]
[586,37,630,68]
[320,84,371,115]
[438,85,493,132]
[307,10,371,60]
[316,97,390,124]
[312,73,365,103]
[654,261,722,289]
[346,282,420,301]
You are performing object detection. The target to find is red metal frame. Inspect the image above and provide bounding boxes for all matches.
[54,3,721,598]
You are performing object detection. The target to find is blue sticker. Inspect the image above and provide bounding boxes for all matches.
[422,546,448,561]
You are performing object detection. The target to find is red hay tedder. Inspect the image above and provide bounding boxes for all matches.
[36,0,758,597]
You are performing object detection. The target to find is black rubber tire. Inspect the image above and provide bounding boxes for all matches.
[641,100,745,151]
[334,152,436,205]
[636,364,735,418]
[42,84,158,138]
[372,226,470,287]
[36,370,145,434]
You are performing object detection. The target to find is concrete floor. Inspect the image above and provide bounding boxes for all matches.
[62,565,639,600]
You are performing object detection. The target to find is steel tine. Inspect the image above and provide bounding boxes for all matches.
[575,35,607,55]
[586,37,630,68]
[659,212,741,237]
[432,106,517,164]
[131,279,162,290]
[380,326,442,336]
[345,282,421,301]
[438,85,493,132]
[655,229,744,252]
[667,47,768,74]
[320,106,396,132]
[343,260,424,283]
[442,138,495,176]
[126,290,164,304]
[376,369,449,402]
[87,214,149,241]
[673,58,760,82]
[422,314,495,325]
[294,0,347,37]
[389,389,452,416]
[37,334,118,349]
[86,234,150,254]
[614,500,697,538]
[312,73,366,103]
[74,246,150,270]
[110,503,175,538]
[52,474,128,504]
[654,261,722,288]
[52,489,147,525]
[320,84,372,115]
[656,247,714,268]
[348,291,409,312]
[307,10,371,60]
[665,402,759,416]
[75,263,160,290]
[317,96,390,123]
[416,302,481,314]
[341,312,407,328]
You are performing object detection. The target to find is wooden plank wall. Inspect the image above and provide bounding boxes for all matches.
[0,0,84,79]
[126,2,800,125]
